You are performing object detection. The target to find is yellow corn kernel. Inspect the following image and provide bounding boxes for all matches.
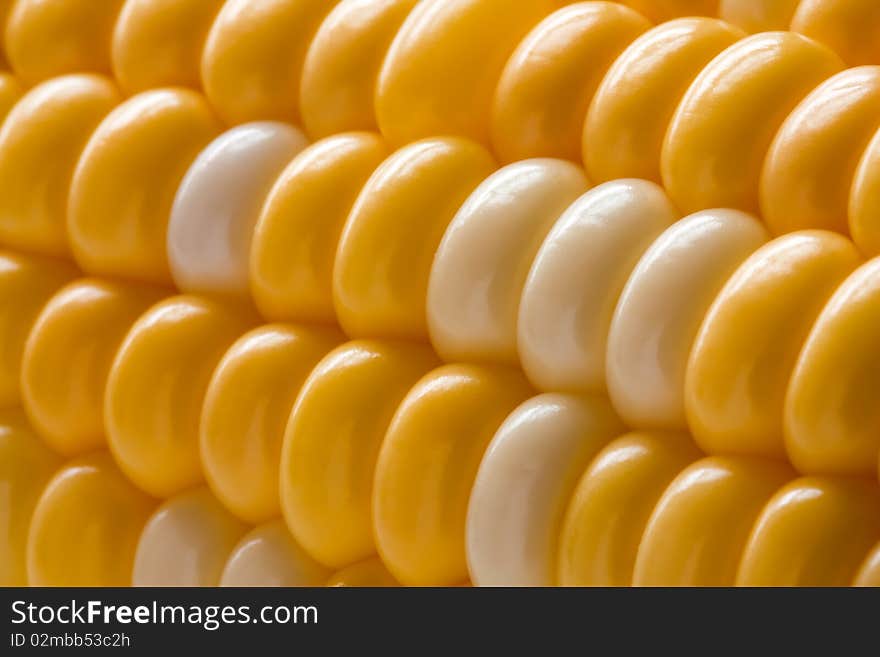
[111,0,225,94]
[466,393,623,586]
[737,477,880,586]
[491,2,649,163]
[251,133,388,324]
[22,279,166,457]
[221,521,330,587]
[557,431,702,586]
[282,340,439,569]
[686,231,861,459]
[607,209,768,430]
[326,558,399,587]
[584,18,743,183]
[719,0,800,33]
[373,363,532,586]
[428,159,589,365]
[0,75,119,258]
[854,543,880,586]
[27,451,156,586]
[662,32,843,215]
[201,0,337,125]
[376,0,561,147]
[201,324,343,524]
[133,487,248,587]
[106,295,256,499]
[334,137,496,341]
[0,409,60,586]
[0,251,77,407]
[792,0,880,66]
[633,456,794,586]
[519,179,677,394]
[850,127,880,256]
[168,122,309,299]
[300,0,417,138]
[785,257,880,476]
[762,66,880,236]
[5,0,124,85]
[69,89,222,286]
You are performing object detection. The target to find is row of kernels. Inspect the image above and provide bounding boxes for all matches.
[7,10,880,280]
[6,3,880,265]
[469,393,880,587]
[1,0,880,584]
[0,410,378,588]
[10,391,876,587]
[0,2,875,135]
[0,0,859,83]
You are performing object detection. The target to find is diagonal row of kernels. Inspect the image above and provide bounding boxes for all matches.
[0,0,880,588]
[3,1,880,267]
